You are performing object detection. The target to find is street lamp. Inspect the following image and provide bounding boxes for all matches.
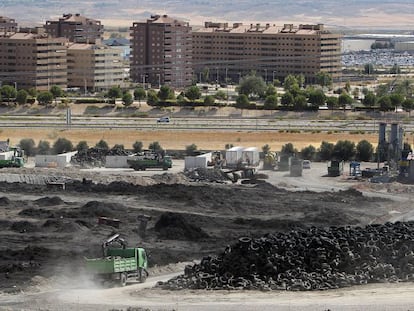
[216,67,219,87]
[13,82,17,91]
[141,74,146,89]
[238,72,241,84]
[272,71,276,83]
[264,69,267,83]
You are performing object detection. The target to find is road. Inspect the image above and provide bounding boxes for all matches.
[1,115,412,132]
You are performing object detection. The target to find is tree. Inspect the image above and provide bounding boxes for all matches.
[238,74,266,98]
[319,141,334,161]
[280,91,294,108]
[326,96,338,110]
[19,138,36,156]
[122,92,133,106]
[308,89,326,107]
[215,90,227,100]
[338,93,353,110]
[262,144,271,154]
[264,95,278,109]
[134,87,146,101]
[95,139,109,151]
[265,84,277,97]
[235,94,250,108]
[148,141,164,154]
[389,93,404,109]
[376,84,388,97]
[281,143,296,156]
[204,95,215,106]
[315,72,332,88]
[356,140,374,162]
[37,91,53,106]
[107,86,122,99]
[362,92,377,108]
[185,143,198,156]
[53,138,73,154]
[352,87,360,99]
[133,141,143,153]
[50,85,63,102]
[301,145,316,161]
[16,90,28,105]
[378,95,392,112]
[76,141,89,153]
[158,85,174,101]
[296,74,305,88]
[37,140,51,155]
[294,94,307,111]
[1,85,17,102]
[333,140,356,161]
[185,86,201,100]
[283,75,299,92]
[147,90,159,106]
[402,98,414,116]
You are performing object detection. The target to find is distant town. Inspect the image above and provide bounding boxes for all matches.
[0,12,413,114]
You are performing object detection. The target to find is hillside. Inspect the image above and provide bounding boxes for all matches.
[2,0,414,29]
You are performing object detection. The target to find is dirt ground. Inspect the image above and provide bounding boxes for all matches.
[0,162,413,310]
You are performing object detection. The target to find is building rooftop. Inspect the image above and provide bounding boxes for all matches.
[194,22,330,35]
[49,13,101,25]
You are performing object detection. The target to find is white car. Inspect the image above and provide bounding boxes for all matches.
[302,160,311,169]
[157,117,170,123]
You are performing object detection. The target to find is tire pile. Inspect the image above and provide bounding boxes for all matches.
[157,222,414,291]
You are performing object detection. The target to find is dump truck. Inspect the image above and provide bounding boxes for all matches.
[85,234,148,286]
[127,153,172,171]
[327,160,344,177]
[0,147,25,168]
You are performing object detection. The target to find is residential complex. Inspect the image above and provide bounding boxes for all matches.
[0,28,68,91]
[67,42,125,92]
[192,22,342,84]
[45,13,104,44]
[0,16,18,33]
[130,15,193,88]
[0,13,342,92]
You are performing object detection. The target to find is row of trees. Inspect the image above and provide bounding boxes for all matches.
[18,138,164,156]
[274,139,412,162]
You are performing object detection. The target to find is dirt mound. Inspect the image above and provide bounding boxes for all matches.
[0,197,10,206]
[79,201,127,218]
[19,208,53,218]
[42,219,89,233]
[154,212,209,241]
[34,196,64,206]
[11,221,39,233]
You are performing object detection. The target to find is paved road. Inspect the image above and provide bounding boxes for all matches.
[1,115,412,132]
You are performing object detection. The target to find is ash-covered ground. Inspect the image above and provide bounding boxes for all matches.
[0,172,398,294]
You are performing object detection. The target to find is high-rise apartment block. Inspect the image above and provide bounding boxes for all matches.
[45,13,103,44]
[0,16,18,33]
[67,42,125,92]
[192,22,341,84]
[130,15,193,88]
[0,29,67,91]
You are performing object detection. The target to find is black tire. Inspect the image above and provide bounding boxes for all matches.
[120,272,127,287]
[139,269,148,283]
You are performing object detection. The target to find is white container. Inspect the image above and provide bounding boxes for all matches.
[242,147,260,167]
[185,155,208,170]
[225,146,244,168]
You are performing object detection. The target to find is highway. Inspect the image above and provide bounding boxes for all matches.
[1,115,412,133]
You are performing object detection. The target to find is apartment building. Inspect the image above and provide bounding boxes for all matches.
[0,29,67,91]
[67,41,125,92]
[130,15,193,89]
[45,13,104,44]
[0,16,18,33]
[192,22,341,84]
